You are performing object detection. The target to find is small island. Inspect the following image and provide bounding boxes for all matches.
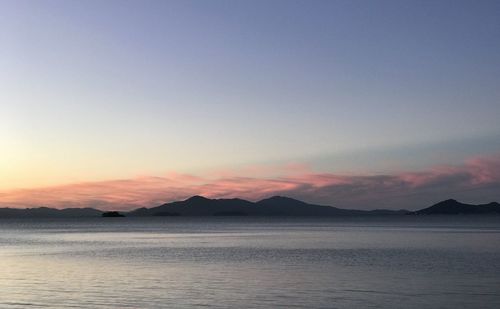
[102,211,125,217]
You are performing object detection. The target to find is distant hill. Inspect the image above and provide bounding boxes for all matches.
[254,196,366,216]
[5,196,497,218]
[0,207,102,218]
[129,196,255,216]
[414,199,500,215]
[128,195,409,217]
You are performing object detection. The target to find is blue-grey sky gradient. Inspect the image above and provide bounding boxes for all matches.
[1,0,499,206]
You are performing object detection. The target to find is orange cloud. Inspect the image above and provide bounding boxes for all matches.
[1,154,499,210]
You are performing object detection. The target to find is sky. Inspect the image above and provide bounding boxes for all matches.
[1,0,500,210]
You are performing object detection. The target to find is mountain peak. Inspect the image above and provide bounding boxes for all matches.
[416,199,500,215]
[259,196,302,203]
[185,195,210,202]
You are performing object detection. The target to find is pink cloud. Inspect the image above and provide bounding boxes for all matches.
[1,153,499,210]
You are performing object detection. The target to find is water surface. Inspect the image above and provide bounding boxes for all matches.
[1,216,499,308]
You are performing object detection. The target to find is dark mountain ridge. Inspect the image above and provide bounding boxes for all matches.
[414,199,500,215]
[0,207,102,218]
[1,196,498,218]
[127,195,408,217]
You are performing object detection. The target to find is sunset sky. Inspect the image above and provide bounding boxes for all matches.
[1,0,500,210]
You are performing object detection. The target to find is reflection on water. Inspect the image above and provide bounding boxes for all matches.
[1,217,500,308]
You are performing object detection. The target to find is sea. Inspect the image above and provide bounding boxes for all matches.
[1,216,499,308]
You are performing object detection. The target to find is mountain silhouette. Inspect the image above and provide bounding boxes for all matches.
[253,196,366,216]
[0,207,102,218]
[128,195,407,217]
[129,196,255,216]
[415,199,500,215]
[2,196,498,218]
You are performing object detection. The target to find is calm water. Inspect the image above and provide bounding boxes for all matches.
[1,216,500,308]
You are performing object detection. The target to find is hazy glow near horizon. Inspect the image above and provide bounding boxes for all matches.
[1,0,500,208]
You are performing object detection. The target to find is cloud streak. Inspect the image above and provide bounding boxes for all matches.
[1,154,500,210]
